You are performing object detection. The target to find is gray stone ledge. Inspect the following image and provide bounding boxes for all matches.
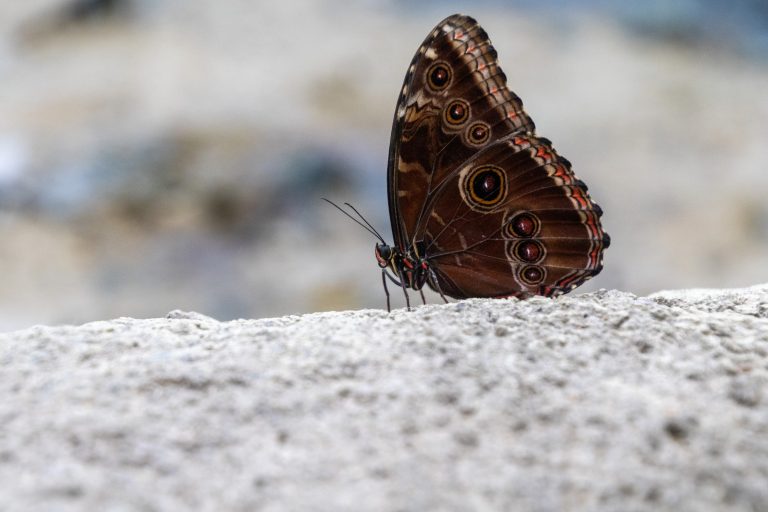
[1,286,767,511]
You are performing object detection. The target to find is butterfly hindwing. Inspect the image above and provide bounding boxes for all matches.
[418,134,608,298]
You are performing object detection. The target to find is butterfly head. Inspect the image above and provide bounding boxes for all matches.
[374,243,395,269]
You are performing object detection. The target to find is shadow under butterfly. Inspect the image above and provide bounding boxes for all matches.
[329,14,610,312]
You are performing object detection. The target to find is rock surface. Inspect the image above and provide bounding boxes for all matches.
[1,286,768,511]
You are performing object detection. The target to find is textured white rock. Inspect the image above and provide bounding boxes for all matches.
[1,287,767,511]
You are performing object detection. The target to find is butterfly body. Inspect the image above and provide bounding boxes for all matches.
[375,242,429,290]
[378,14,610,310]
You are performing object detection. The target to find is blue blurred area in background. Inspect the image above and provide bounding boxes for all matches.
[0,0,766,330]
[407,0,768,56]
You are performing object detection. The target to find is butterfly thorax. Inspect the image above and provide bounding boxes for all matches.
[375,242,429,291]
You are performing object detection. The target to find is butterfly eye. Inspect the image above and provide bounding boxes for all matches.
[375,244,394,268]
[466,122,490,145]
[444,100,470,126]
[427,62,452,90]
[520,265,546,285]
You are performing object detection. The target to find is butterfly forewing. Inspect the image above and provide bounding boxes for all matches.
[387,15,534,248]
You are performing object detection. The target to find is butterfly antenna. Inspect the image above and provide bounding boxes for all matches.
[342,202,386,242]
[321,198,385,243]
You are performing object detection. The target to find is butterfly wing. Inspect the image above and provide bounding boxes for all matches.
[387,14,608,299]
[386,14,533,251]
[418,133,608,299]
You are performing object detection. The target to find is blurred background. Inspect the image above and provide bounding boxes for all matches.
[0,0,767,330]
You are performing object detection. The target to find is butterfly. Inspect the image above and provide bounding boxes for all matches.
[342,14,610,311]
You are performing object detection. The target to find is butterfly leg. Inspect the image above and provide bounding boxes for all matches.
[398,271,412,311]
[385,270,403,287]
[381,270,391,312]
[419,288,426,305]
[428,268,449,304]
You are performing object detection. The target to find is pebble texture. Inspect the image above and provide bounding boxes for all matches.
[1,287,767,511]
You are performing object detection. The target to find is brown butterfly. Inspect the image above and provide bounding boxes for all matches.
[366,14,610,311]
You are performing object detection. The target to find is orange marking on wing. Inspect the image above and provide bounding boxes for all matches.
[582,216,600,239]
[570,190,589,209]
[556,269,591,289]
